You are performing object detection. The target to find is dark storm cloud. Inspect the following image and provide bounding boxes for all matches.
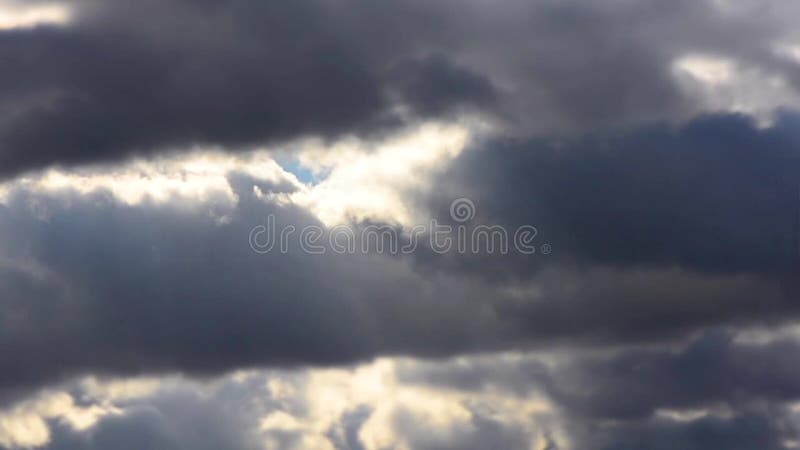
[386,53,498,117]
[0,24,385,170]
[2,0,800,176]
[401,331,800,419]
[587,413,794,450]
[425,113,800,277]
[564,334,800,449]
[550,331,800,420]
[0,0,498,177]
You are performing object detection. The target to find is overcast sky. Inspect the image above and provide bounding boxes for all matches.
[1,0,800,449]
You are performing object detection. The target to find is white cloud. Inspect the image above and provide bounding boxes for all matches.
[0,353,563,450]
[0,151,300,208]
[0,390,119,448]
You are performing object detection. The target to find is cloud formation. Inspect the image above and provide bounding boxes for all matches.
[0,115,796,402]
[3,0,800,176]
[2,0,800,448]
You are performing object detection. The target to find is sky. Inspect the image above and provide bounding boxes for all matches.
[0,0,800,449]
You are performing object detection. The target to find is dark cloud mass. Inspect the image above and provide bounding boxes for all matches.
[421,114,800,278]
[0,0,496,176]
[2,0,800,175]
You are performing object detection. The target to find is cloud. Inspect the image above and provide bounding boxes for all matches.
[0,0,497,177]
[8,332,800,450]
[397,332,800,450]
[287,121,473,226]
[0,115,797,406]
[0,357,559,450]
[0,1,70,30]
[425,113,800,276]
[3,0,800,176]
[2,1,800,447]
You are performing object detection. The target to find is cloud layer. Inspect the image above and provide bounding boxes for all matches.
[3,0,800,175]
[2,0,800,449]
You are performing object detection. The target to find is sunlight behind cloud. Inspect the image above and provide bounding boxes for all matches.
[0,391,119,448]
[0,151,302,210]
[287,122,475,227]
[673,53,800,125]
[0,121,476,228]
[0,2,70,29]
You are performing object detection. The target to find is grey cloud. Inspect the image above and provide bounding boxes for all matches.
[3,2,800,447]
[560,333,800,449]
[0,178,502,397]
[0,168,794,403]
[399,331,800,450]
[0,0,495,177]
[12,364,551,450]
[386,53,499,117]
[574,411,794,450]
[0,115,798,414]
[35,383,268,450]
[549,331,800,420]
[3,0,800,175]
[401,331,800,420]
[424,113,800,277]
[8,329,800,450]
